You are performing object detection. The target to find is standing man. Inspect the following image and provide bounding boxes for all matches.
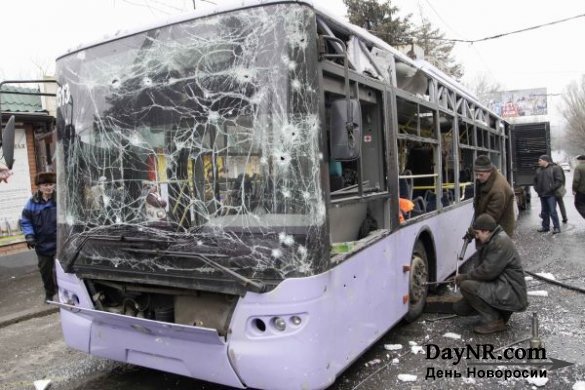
[472,155,516,237]
[454,214,528,334]
[534,155,563,234]
[20,172,57,302]
[554,161,568,223]
[573,154,585,220]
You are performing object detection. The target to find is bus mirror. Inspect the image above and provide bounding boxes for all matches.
[1,115,16,169]
[330,98,361,161]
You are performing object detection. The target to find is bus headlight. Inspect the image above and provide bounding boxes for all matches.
[272,317,286,331]
[290,315,302,326]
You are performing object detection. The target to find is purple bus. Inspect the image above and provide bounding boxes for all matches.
[52,1,511,389]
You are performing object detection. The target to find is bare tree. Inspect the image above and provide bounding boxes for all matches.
[464,73,504,104]
[561,76,585,153]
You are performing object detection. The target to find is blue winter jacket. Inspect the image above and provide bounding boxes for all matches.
[20,193,57,256]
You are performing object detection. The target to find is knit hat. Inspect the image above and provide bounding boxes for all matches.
[36,172,56,185]
[577,155,585,161]
[473,213,497,231]
[474,155,494,172]
[538,155,552,163]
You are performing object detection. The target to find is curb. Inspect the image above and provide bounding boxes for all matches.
[0,306,59,329]
[0,241,28,256]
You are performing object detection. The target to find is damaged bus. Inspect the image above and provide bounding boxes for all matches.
[52,1,512,389]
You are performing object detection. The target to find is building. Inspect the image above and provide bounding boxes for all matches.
[0,82,55,235]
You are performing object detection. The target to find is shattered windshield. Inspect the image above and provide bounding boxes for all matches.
[55,4,326,283]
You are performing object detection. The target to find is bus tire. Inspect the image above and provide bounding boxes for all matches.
[404,240,428,323]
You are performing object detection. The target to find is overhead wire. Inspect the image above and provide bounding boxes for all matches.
[368,12,585,43]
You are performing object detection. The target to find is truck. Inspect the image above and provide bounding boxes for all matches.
[510,121,551,210]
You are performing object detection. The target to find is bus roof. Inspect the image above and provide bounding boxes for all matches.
[57,0,502,122]
[58,0,317,59]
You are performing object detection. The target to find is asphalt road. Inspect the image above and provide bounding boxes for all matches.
[2,180,585,390]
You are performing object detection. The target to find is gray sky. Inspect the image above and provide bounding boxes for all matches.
[2,0,584,126]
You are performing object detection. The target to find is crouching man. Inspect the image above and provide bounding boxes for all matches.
[453,214,528,334]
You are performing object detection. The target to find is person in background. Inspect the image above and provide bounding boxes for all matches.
[471,155,516,237]
[20,172,57,302]
[554,161,568,223]
[453,214,528,334]
[573,154,585,220]
[534,155,563,234]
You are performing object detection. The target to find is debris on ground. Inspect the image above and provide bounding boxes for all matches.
[397,374,417,382]
[33,379,51,390]
[384,344,402,351]
[535,272,556,280]
[442,332,462,340]
[364,358,381,367]
[525,376,548,387]
[573,381,585,390]
[527,290,549,297]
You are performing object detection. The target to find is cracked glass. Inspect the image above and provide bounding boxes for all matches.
[55,4,327,290]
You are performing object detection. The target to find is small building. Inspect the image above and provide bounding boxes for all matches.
[0,83,55,235]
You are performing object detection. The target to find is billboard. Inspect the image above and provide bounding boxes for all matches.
[486,88,547,118]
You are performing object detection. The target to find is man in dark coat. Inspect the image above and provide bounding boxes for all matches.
[534,155,563,234]
[20,172,57,302]
[573,155,585,220]
[472,155,516,237]
[453,214,528,334]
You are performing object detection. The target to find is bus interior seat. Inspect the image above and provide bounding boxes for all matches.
[412,196,426,216]
[399,169,413,199]
[329,160,345,192]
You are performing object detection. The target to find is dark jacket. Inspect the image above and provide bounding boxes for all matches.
[474,169,516,237]
[465,226,528,312]
[20,192,57,256]
[573,162,585,194]
[534,163,563,197]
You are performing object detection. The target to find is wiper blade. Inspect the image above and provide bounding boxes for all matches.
[64,234,173,272]
[122,248,266,293]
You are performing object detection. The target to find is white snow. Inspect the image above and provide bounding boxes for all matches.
[443,332,462,340]
[525,276,534,281]
[34,380,51,390]
[411,345,424,354]
[527,290,549,297]
[408,340,417,346]
[535,272,556,280]
[392,358,399,364]
[384,344,403,351]
[526,377,549,387]
[397,374,417,382]
[573,381,585,390]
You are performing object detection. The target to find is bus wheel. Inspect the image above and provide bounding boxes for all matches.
[404,241,428,323]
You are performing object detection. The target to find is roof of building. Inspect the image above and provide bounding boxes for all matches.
[0,85,44,113]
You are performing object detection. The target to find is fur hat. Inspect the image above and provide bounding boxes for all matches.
[577,155,585,161]
[538,155,552,163]
[36,172,56,185]
[473,155,494,172]
[473,213,497,231]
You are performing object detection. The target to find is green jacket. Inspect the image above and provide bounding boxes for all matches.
[573,162,585,194]
[473,169,516,237]
[466,226,528,312]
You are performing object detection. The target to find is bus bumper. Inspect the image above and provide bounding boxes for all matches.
[54,262,245,389]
